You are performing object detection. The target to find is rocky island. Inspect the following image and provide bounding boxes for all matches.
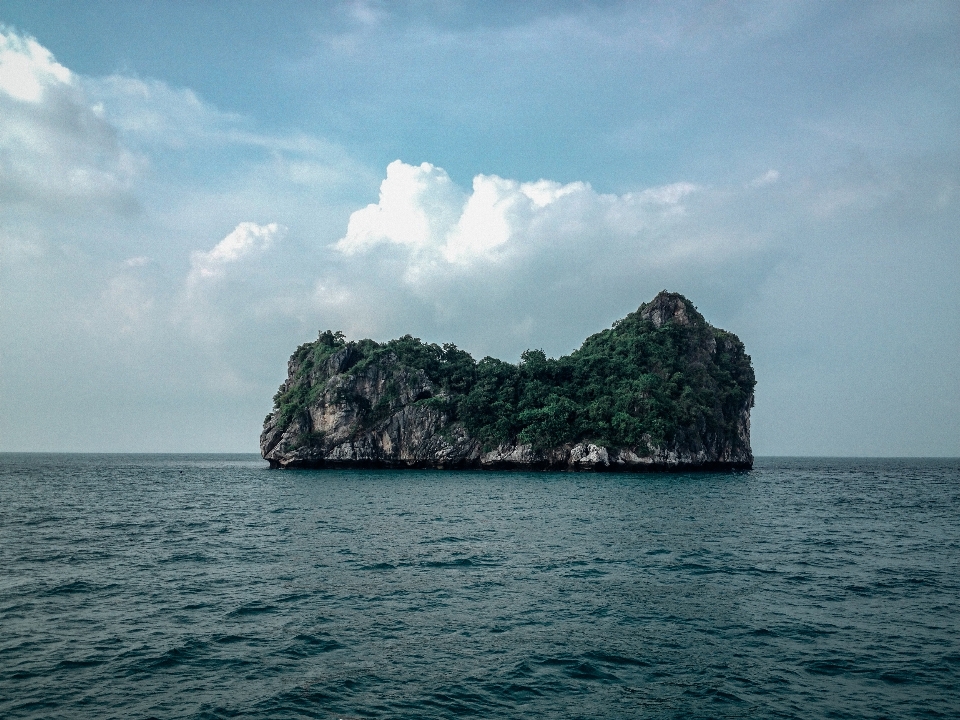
[261,291,755,471]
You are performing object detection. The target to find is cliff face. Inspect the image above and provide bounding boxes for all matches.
[261,291,754,471]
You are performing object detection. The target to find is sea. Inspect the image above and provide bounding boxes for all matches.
[1,455,958,719]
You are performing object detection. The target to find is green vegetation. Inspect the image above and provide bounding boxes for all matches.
[270,295,755,453]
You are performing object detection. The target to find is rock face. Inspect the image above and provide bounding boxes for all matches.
[261,291,755,471]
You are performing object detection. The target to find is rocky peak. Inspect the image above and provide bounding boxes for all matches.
[640,290,700,329]
[322,345,361,376]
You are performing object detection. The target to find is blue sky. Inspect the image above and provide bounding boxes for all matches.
[1,1,957,455]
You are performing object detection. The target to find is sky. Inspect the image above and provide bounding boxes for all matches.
[0,0,958,456]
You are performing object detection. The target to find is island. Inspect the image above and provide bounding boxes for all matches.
[261,291,755,471]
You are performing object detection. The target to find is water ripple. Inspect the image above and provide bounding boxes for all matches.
[0,454,958,718]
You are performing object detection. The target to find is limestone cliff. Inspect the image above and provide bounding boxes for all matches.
[261,291,755,471]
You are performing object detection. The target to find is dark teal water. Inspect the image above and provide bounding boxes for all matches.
[1,455,958,719]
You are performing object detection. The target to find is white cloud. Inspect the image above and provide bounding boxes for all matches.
[0,27,138,211]
[0,27,71,103]
[443,174,516,263]
[335,160,715,276]
[188,222,286,283]
[335,160,464,254]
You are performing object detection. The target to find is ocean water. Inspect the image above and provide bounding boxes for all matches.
[1,455,958,719]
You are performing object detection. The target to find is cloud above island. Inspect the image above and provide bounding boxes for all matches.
[333,159,734,277]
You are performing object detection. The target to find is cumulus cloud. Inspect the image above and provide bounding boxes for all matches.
[334,160,716,280]
[188,222,286,284]
[0,27,71,102]
[336,160,464,254]
[0,26,138,212]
